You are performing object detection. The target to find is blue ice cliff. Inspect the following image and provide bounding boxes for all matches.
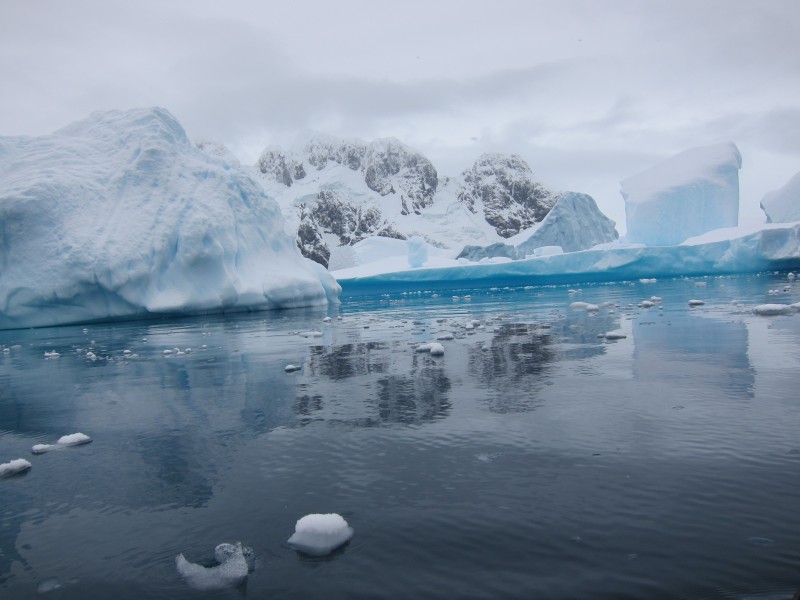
[0,108,340,329]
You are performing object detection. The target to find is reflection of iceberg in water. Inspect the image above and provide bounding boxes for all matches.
[467,322,558,413]
[295,339,452,425]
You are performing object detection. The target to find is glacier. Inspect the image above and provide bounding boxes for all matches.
[621,142,742,246]
[761,171,800,223]
[332,222,800,292]
[0,108,340,330]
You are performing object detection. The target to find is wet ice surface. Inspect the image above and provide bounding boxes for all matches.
[1,273,800,599]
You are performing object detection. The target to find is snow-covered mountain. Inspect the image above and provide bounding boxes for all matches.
[252,134,583,269]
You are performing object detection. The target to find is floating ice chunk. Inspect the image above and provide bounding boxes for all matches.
[32,433,92,454]
[85,352,97,361]
[640,300,654,308]
[695,281,707,287]
[0,458,32,477]
[604,333,627,340]
[570,301,589,310]
[214,543,255,572]
[688,299,705,307]
[36,577,62,594]
[428,343,445,356]
[753,304,796,316]
[176,541,249,591]
[284,364,302,372]
[58,433,92,446]
[44,351,60,359]
[323,316,331,323]
[299,331,323,338]
[287,513,354,556]
[586,304,600,312]
[436,333,455,341]
[650,296,662,303]
[639,278,657,283]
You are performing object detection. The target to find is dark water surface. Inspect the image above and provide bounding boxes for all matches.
[1,274,799,599]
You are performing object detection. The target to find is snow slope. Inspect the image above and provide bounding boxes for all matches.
[621,143,742,246]
[0,108,339,330]
[760,171,800,223]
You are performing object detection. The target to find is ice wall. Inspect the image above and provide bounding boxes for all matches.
[621,143,742,246]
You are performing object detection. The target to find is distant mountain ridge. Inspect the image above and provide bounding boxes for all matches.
[249,133,574,268]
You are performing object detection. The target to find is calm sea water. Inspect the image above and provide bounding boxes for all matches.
[1,273,799,600]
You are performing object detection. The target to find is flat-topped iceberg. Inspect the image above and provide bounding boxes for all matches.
[333,222,800,290]
[621,143,742,246]
[0,108,340,330]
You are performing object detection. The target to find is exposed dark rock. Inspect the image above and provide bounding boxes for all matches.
[457,154,556,238]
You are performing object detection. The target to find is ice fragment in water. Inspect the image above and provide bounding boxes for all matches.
[284,364,302,372]
[287,513,354,556]
[32,433,91,454]
[176,541,249,590]
[0,458,32,478]
[214,543,255,572]
[753,304,796,316]
[688,299,705,307]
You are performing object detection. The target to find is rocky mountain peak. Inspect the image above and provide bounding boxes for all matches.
[458,153,556,238]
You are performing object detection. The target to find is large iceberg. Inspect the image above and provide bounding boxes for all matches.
[621,143,742,246]
[761,171,800,223]
[0,108,340,330]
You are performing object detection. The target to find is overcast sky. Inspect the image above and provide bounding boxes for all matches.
[2,0,798,232]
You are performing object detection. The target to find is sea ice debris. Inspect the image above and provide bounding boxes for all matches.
[287,513,354,556]
[753,304,796,316]
[0,458,32,477]
[688,300,705,306]
[176,541,249,591]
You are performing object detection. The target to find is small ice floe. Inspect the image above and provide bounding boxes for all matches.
[650,296,662,303]
[639,278,657,283]
[788,272,796,280]
[287,513,354,557]
[162,349,172,356]
[0,458,32,478]
[323,316,331,323]
[214,543,255,572]
[640,300,654,308]
[569,301,589,310]
[688,299,705,307]
[416,342,445,356]
[694,281,707,287]
[299,331,323,338]
[176,541,250,591]
[568,288,583,294]
[32,433,92,454]
[85,351,97,361]
[586,304,600,312]
[36,577,62,594]
[44,350,60,359]
[284,364,302,373]
[604,333,627,340]
[753,304,796,316]
[436,333,455,341]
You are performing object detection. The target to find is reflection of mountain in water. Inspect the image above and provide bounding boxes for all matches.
[468,323,557,413]
[295,341,452,425]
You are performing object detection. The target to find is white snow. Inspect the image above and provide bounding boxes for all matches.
[287,513,354,556]
[407,235,428,268]
[760,171,800,223]
[0,108,340,330]
[0,458,32,477]
[176,542,249,591]
[621,143,742,246]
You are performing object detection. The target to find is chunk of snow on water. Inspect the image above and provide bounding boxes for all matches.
[436,333,455,341]
[688,300,705,306]
[214,543,255,572]
[44,351,60,359]
[31,444,56,454]
[284,364,302,372]
[570,301,589,310]
[640,300,654,308]
[586,304,600,312]
[428,342,445,356]
[57,433,91,446]
[639,278,657,283]
[36,578,62,594]
[176,541,249,590]
[0,458,32,477]
[299,331,323,338]
[287,513,354,556]
[753,304,796,316]
[323,316,331,323]
[85,351,97,361]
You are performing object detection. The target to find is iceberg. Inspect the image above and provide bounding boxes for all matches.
[333,223,800,291]
[761,171,800,223]
[458,191,618,261]
[0,458,32,478]
[621,143,742,246]
[0,108,340,330]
